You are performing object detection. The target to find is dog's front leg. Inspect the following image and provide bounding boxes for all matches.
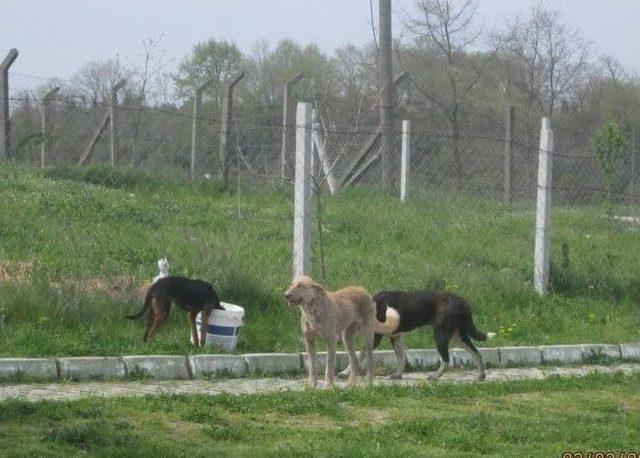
[188,311,199,347]
[303,330,317,389]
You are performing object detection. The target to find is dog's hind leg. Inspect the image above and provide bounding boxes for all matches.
[146,299,169,342]
[341,324,359,387]
[459,332,486,380]
[429,329,451,380]
[389,334,406,379]
[362,319,375,385]
[188,311,199,346]
[143,307,155,342]
[325,336,337,389]
[339,333,382,379]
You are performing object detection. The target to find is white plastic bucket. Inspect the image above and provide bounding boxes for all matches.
[193,302,244,351]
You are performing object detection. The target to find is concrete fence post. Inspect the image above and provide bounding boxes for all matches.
[504,105,515,203]
[0,49,19,160]
[293,102,312,278]
[190,80,213,180]
[400,119,411,202]
[109,79,126,167]
[534,117,554,295]
[40,87,59,168]
[281,72,303,182]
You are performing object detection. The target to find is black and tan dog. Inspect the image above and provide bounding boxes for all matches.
[341,290,495,380]
[125,276,222,346]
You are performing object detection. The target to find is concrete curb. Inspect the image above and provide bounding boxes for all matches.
[58,357,126,381]
[122,355,190,380]
[540,345,583,364]
[244,353,301,375]
[451,348,500,368]
[371,350,399,369]
[499,346,542,366]
[580,344,622,361]
[0,343,637,383]
[189,355,246,378]
[302,352,350,374]
[620,343,640,360]
[0,358,58,381]
[405,349,440,370]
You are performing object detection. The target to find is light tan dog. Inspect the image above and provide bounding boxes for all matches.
[284,275,376,389]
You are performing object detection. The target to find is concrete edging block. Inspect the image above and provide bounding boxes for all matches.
[479,348,500,368]
[620,343,640,361]
[243,353,302,375]
[580,344,621,361]
[57,357,126,381]
[0,358,58,381]
[450,348,499,368]
[499,346,542,366]
[189,355,246,378]
[405,349,440,370]
[122,355,190,380]
[540,345,583,364]
[371,350,398,369]
[302,352,350,374]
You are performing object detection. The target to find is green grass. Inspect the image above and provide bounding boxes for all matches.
[0,163,638,357]
[0,373,637,456]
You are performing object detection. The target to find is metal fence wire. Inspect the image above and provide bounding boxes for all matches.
[5,88,637,205]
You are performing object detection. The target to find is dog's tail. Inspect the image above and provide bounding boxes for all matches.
[464,315,496,341]
[124,288,153,320]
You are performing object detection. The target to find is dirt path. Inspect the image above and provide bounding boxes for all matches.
[1,363,637,403]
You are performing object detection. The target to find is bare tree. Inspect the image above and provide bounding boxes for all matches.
[130,34,173,166]
[73,58,128,108]
[402,0,484,178]
[498,4,589,149]
[598,55,626,86]
[332,44,377,130]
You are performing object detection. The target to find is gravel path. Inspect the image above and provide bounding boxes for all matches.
[1,363,637,403]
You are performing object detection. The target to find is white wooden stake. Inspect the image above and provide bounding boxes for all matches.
[400,120,411,202]
[534,117,554,295]
[311,110,336,195]
[293,102,312,278]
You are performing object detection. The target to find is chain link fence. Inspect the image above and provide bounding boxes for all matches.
[4,71,639,296]
[6,70,637,206]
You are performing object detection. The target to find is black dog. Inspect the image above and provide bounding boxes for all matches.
[341,290,495,380]
[125,276,222,346]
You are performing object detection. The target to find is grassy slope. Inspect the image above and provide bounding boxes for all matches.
[0,373,638,456]
[0,163,637,357]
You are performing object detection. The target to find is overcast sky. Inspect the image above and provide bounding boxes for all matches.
[1,0,639,87]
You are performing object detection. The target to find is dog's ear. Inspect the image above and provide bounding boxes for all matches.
[309,281,325,298]
[309,282,320,292]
